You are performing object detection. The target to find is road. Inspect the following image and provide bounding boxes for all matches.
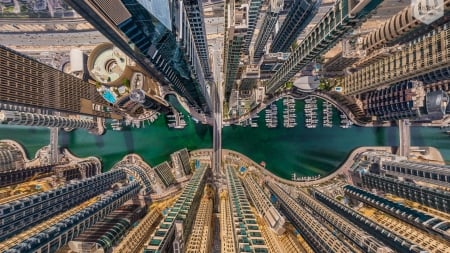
[0,31,108,47]
[49,127,59,164]
[398,119,411,156]
[208,33,224,176]
[211,66,222,176]
[0,17,87,24]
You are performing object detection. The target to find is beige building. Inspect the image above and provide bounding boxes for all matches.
[344,25,450,96]
[87,43,134,87]
[242,174,285,235]
[185,186,214,253]
[220,190,237,253]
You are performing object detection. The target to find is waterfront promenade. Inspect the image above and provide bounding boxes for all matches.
[221,148,392,187]
[192,147,446,187]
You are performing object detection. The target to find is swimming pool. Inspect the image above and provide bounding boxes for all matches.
[102,90,117,103]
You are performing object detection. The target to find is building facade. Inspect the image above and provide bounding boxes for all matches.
[226,166,268,252]
[0,110,97,130]
[0,45,110,118]
[270,0,318,53]
[223,0,248,104]
[65,0,212,115]
[252,0,283,62]
[144,164,210,253]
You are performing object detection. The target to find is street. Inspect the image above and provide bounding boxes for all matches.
[0,31,108,47]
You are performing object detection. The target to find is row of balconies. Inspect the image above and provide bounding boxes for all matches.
[268,183,351,252]
[362,173,449,213]
[295,190,384,252]
[345,28,450,94]
[2,182,140,253]
[313,189,424,252]
[344,185,449,241]
[0,169,124,218]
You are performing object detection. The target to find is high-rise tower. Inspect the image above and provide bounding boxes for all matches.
[0,110,97,130]
[243,0,263,54]
[270,0,319,53]
[184,0,212,79]
[0,45,110,118]
[223,0,248,104]
[65,0,212,115]
[253,0,284,62]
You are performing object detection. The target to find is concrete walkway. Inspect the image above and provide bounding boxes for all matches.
[220,147,394,187]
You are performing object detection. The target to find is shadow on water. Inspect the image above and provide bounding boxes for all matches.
[375,127,386,146]
[371,126,399,146]
[194,123,212,140]
[60,130,79,149]
[386,126,399,145]
[95,135,105,149]
[59,131,69,148]
[122,130,134,153]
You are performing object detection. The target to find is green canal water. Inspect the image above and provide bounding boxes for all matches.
[1,99,449,180]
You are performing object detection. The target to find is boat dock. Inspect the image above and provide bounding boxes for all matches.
[323,101,333,128]
[283,97,297,128]
[304,96,317,128]
[340,112,352,128]
[291,173,321,182]
[265,103,278,128]
[167,111,187,129]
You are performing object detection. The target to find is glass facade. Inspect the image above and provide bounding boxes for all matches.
[119,0,210,114]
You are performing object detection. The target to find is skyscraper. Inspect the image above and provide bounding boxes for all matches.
[252,0,284,62]
[343,25,450,96]
[270,0,318,53]
[2,0,450,252]
[0,110,97,130]
[0,45,110,118]
[265,0,384,94]
[223,0,248,105]
[144,165,209,252]
[65,0,213,115]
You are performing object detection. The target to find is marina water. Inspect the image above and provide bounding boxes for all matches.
[1,99,449,180]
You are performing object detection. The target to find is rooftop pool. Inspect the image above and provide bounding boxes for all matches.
[102,90,117,104]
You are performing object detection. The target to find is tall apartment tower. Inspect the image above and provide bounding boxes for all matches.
[362,81,450,122]
[65,0,212,115]
[0,110,97,130]
[270,0,319,53]
[170,148,192,178]
[0,141,25,171]
[184,0,212,79]
[0,45,110,118]
[242,0,263,54]
[153,161,176,188]
[144,165,210,252]
[253,0,284,62]
[223,0,248,104]
[241,174,286,235]
[0,169,142,253]
[225,166,268,252]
